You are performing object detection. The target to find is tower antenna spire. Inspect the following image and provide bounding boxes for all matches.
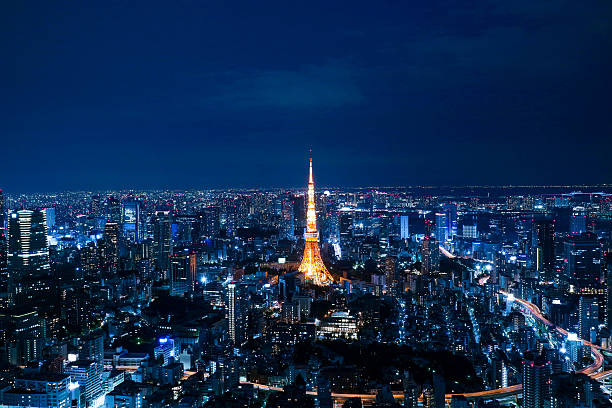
[298,151,332,285]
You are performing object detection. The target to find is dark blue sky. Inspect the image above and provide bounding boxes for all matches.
[3,1,612,192]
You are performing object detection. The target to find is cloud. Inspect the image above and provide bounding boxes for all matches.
[207,63,365,109]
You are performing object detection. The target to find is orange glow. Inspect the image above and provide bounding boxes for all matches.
[298,157,333,285]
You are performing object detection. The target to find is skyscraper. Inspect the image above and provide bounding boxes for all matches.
[443,203,458,239]
[400,215,410,240]
[170,250,197,296]
[532,218,555,282]
[227,283,248,346]
[0,189,6,272]
[435,212,447,243]
[153,210,173,280]
[570,208,587,235]
[7,209,50,305]
[106,196,122,224]
[64,360,104,408]
[421,236,440,275]
[298,158,332,285]
[101,222,119,273]
[578,296,599,341]
[564,233,601,294]
[122,200,140,243]
[522,358,552,408]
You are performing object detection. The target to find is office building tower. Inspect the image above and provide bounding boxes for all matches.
[80,331,104,363]
[44,207,56,230]
[106,196,122,224]
[522,358,552,408]
[0,189,6,272]
[570,208,587,235]
[1,373,71,408]
[432,372,446,408]
[90,194,102,217]
[298,158,332,285]
[532,218,555,282]
[0,309,46,365]
[384,256,400,296]
[462,214,477,239]
[101,222,119,273]
[153,211,173,279]
[443,203,458,238]
[281,197,295,240]
[400,215,410,240]
[421,236,440,275]
[435,212,447,243]
[422,383,436,408]
[578,296,599,341]
[7,209,50,305]
[122,200,140,243]
[564,233,601,293]
[403,371,419,408]
[169,250,197,296]
[64,360,104,408]
[607,264,612,329]
[227,283,248,346]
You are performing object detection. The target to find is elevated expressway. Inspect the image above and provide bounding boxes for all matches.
[240,290,606,404]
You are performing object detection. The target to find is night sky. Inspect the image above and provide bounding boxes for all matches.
[3,1,612,192]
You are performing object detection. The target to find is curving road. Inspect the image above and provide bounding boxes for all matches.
[241,292,606,402]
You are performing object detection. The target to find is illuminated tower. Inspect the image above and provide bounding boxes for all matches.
[298,158,332,285]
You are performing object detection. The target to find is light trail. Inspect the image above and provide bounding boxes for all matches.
[242,293,606,402]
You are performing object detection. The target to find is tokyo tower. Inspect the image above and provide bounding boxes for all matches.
[298,157,333,285]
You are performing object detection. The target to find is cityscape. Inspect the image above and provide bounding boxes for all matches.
[1,160,611,407]
[3,1,612,408]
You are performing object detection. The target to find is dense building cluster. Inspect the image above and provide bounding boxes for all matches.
[0,180,611,407]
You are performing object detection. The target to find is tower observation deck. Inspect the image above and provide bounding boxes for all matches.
[298,158,333,285]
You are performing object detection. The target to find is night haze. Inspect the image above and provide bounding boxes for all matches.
[3,1,612,192]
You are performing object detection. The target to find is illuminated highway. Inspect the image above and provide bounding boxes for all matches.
[241,292,607,404]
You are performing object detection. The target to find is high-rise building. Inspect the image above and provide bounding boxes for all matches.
[570,208,587,235]
[564,233,601,294]
[0,309,46,365]
[227,283,248,346]
[384,256,400,296]
[435,212,447,243]
[1,373,71,408]
[607,264,612,329]
[443,203,458,239]
[532,218,555,282]
[400,215,410,240]
[298,158,332,285]
[44,207,56,230]
[90,194,102,218]
[80,331,104,363]
[122,200,140,243]
[64,360,104,408]
[169,250,197,296]
[281,197,295,240]
[153,210,173,280]
[403,371,419,408]
[101,222,119,273]
[522,358,552,408]
[421,236,440,275]
[106,196,122,224]
[0,189,6,272]
[578,296,599,341]
[7,209,50,305]
[462,214,478,239]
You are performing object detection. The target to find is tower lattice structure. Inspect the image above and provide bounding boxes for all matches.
[298,158,333,285]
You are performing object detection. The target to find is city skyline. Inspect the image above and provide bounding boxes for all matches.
[2,2,612,407]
